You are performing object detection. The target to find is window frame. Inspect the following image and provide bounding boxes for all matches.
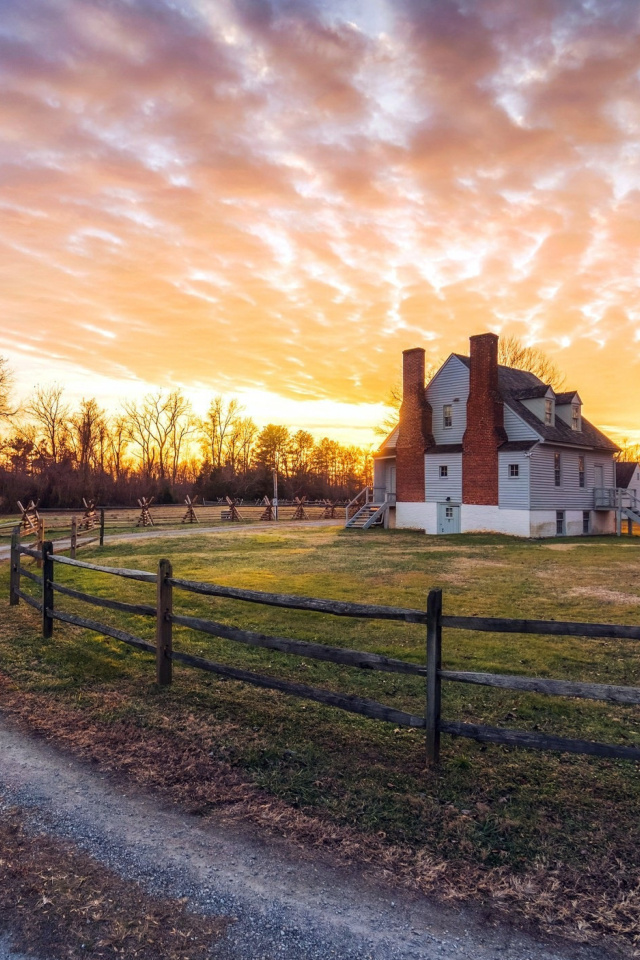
[508,463,519,478]
[439,464,448,478]
[572,404,580,431]
[578,455,585,488]
[582,510,590,535]
[545,398,553,425]
[443,404,453,429]
[554,452,561,486]
[556,510,565,536]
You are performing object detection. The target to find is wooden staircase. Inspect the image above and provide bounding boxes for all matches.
[346,502,385,529]
[344,488,391,530]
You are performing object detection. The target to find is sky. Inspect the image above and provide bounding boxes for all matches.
[1,0,639,446]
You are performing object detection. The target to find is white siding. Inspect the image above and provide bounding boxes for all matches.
[426,356,469,444]
[461,505,531,537]
[498,451,530,509]
[396,501,437,533]
[425,453,462,503]
[503,404,540,441]
[530,446,615,510]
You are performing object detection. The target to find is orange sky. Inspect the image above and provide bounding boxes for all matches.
[1,0,640,447]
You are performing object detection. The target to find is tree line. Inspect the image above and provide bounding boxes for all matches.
[0,365,373,510]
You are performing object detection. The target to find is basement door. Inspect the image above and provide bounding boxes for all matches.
[437,503,461,534]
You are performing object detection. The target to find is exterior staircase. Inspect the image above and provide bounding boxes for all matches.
[344,487,391,530]
[595,487,640,534]
[346,502,386,529]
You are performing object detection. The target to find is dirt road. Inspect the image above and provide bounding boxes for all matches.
[0,716,609,960]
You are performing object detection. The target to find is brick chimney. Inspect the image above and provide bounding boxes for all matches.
[462,333,507,505]
[396,348,434,502]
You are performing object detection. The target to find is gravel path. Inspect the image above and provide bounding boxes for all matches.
[0,717,610,960]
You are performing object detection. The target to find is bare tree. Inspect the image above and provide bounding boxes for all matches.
[498,335,566,391]
[124,390,191,480]
[27,385,70,463]
[236,417,258,475]
[375,361,441,438]
[106,414,129,479]
[0,356,16,420]
[614,438,640,463]
[168,401,196,485]
[200,397,243,469]
[69,398,108,477]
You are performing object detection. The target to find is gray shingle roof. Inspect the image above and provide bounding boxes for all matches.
[453,354,618,453]
[616,462,637,488]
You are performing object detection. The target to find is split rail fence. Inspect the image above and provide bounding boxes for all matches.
[8,534,640,766]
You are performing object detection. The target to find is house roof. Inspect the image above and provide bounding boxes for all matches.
[453,355,618,453]
[616,462,638,488]
[374,425,398,456]
[555,390,581,404]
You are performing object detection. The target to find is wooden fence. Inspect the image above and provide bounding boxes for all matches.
[9,538,640,766]
[1,501,340,535]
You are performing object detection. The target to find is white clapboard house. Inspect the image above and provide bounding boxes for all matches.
[351,333,627,537]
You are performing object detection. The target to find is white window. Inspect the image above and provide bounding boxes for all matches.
[439,465,448,478]
[508,463,519,478]
[443,404,453,428]
[578,455,585,488]
[445,506,453,519]
[556,510,565,536]
[571,404,580,431]
[545,399,553,425]
[554,452,561,486]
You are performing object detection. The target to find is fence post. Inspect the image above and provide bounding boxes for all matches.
[156,558,173,686]
[70,516,77,559]
[42,540,54,640]
[9,527,20,606]
[99,508,105,547]
[426,588,442,767]
[36,517,44,570]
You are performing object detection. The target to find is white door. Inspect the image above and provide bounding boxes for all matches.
[594,464,603,489]
[437,503,461,534]
[387,463,396,499]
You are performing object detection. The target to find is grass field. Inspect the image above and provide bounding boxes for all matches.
[2,525,640,953]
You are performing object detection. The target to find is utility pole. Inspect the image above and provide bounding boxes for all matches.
[272,459,279,521]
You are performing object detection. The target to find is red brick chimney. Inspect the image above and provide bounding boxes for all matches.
[462,333,507,505]
[396,348,434,502]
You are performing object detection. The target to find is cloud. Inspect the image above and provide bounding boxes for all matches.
[0,0,639,439]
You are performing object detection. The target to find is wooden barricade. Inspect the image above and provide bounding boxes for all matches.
[136,497,155,527]
[78,498,97,531]
[292,497,309,520]
[182,496,199,524]
[322,500,339,519]
[259,496,275,521]
[223,497,243,522]
[17,499,40,534]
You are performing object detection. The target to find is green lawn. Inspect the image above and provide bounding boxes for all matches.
[2,525,640,951]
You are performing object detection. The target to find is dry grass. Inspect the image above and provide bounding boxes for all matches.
[0,800,228,959]
[0,673,638,957]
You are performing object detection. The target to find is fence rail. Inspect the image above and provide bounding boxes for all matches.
[8,537,640,767]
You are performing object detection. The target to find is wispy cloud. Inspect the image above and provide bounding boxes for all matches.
[0,0,639,438]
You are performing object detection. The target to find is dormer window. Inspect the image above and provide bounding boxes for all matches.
[571,403,581,431]
[544,399,553,425]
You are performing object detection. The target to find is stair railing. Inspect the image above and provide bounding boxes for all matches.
[345,486,370,523]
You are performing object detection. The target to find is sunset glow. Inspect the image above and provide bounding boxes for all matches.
[2,0,640,444]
